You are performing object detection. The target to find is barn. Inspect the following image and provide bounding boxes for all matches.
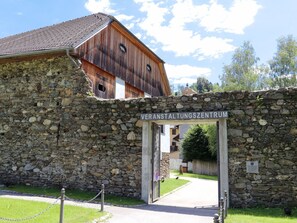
[0,13,170,198]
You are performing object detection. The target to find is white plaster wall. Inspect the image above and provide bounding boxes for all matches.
[170,158,183,170]
[160,124,170,153]
[144,92,151,97]
[179,124,191,139]
[115,77,125,99]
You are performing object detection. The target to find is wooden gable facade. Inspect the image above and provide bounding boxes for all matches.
[76,21,170,99]
[0,13,170,99]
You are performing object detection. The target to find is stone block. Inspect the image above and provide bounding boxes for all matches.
[258,119,267,126]
[62,98,72,106]
[43,119,52,126]
[235,183,246,189]
[228,129,243,137]
[81,125,89,132]
[127,131,136,140]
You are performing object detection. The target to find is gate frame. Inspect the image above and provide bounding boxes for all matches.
[141,118,229,206]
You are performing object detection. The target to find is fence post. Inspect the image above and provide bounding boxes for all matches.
[224,190,228,218]
[213,213,219,223]
[101,184,105,212]
[220,197,224,223]
[59,188,65,223]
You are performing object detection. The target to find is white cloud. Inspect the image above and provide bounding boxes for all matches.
[84,0,116,14]
[199,0,262,34]
[84,0,134,25]
[165,64,211,85]
[84,0,261,60]
[114,14,134,22]
[195,36,235,60]
[133,0,239,59]
[135,32,143,39]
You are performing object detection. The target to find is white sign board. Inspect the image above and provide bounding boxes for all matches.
[246,161,259,174]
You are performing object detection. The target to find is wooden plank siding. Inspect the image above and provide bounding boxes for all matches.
[125,83,144,98]
[76,24,167,97]
[81,59,115,99]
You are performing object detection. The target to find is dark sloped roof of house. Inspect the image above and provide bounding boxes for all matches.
[0,13,112,57]
[182,86,197,96]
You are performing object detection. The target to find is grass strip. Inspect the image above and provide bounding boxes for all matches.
[171,170,218,181]
[226,208,297,223]
[0,197,106,223]
[3,184,145,206]
[160,178,189,196]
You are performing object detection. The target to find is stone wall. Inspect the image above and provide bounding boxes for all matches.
[1,55,297,207]
[160,153,170,179]
[0,56,143,198]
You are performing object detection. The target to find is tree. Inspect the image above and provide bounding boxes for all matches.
[182,125,215,162]
[201,124,217,159]
[220,41,268,91]
[191,77,213,93]
[269,35,297,88]
[171,84,186,96]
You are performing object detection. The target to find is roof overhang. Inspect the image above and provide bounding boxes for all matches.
[0,48,73,60]
[73,20,111,49]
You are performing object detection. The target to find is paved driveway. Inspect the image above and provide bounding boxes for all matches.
[106,176,218,223]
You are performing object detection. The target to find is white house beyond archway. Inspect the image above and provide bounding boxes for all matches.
[140,111,229,206]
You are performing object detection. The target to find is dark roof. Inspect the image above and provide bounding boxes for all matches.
[182,87,197,96]
[0,13,112,57]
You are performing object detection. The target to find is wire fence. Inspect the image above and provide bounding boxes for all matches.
[0,184,105,223]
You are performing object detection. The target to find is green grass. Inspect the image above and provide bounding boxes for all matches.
[3,184,145,206]
[225,208,297,223]
[160,178,189,196]
[171,170,218,181]
[0,197,106,223]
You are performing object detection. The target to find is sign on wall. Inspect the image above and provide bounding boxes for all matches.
[140,111,228,121]
[246,161,259,174]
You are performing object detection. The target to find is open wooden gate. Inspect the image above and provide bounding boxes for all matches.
[152,123,161,202]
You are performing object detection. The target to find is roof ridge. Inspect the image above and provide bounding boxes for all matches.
[70,13,113,48]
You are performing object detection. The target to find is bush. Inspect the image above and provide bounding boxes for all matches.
[182,125,216,161]
[201,124,217,159]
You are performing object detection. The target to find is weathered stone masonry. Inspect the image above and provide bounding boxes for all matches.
[0,56,143,197]
[1,55,297,207]
[160,153,170,179]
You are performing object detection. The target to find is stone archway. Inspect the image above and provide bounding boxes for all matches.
[140,111,229,206]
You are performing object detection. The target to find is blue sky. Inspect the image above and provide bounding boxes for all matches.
[1,0,297,87]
